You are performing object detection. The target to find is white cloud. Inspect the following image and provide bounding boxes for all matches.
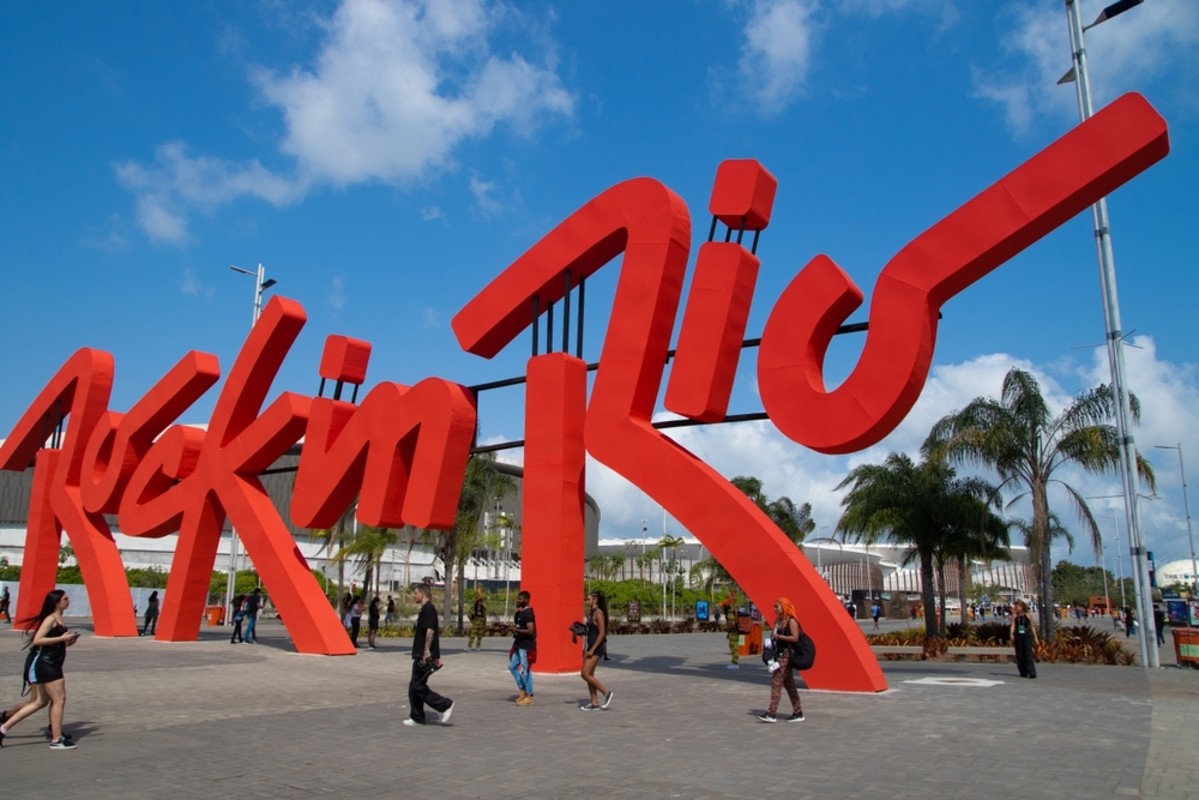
[117,0,573,243]
[180,266,215,298]
[737,0,819,116]
[329,276,348,311]
[468,173,501,217]
[115,141,303,245]
[582,341,1199,569]
[972,0,1199,137]
[421,306,441,328]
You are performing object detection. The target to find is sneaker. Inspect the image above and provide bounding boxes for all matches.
[601,691,614,709]
[579,703,598,711]
[48,737,77,750]
[788,712,805,723]
[402,718,424,727]
[44,728,74,741]
[440,702,455,724]
[515,695,534,706]
[726,663,740,670]
[756,713,777,723]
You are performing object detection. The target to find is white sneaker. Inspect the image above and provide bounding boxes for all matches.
[440,702,455,724]
[402,718,422,727]
[756,713,777,723]
[601,691,614,709]
[726,663,740,670]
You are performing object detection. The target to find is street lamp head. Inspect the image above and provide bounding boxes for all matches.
[1087,0,1144,30]
[229,264,254,276]
[261,278,278,291]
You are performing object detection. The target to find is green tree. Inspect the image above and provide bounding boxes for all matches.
[924,368,1155,640]
[730,476,815,544]
[441,452,515,633]
[836,453,1006,636]
[330,524,397,600]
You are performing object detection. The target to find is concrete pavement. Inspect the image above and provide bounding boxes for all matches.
[1,619,1196,799]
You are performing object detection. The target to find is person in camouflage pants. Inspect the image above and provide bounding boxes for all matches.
[724,593,740,668]
[467,589,487,651]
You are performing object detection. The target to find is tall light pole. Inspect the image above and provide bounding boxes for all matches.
[225,263,278,619]
[1156,444,1197,593]
[1060,0,1156,667]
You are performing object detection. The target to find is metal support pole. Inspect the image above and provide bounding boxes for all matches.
[1063,0,1155,666]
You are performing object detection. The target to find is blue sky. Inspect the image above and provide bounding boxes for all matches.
[2,0,1197,572]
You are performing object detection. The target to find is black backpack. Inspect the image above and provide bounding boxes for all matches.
[788,624,817,671]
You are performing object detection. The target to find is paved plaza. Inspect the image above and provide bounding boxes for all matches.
[1,619,1196,799]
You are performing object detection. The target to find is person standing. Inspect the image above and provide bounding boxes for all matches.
[243,588,262,644]
[509,590,536,705]
[580,591,613,711]
[0,590,81,749]
[1153,604,1167,648]
[1011,600,1039,679]
[229,593,246,643]
[142,590,160,636]
[724,592,741,670]
[385,595,397,626]
[468,589,487,652]
[403,584,454,727]
[0,585,10,623]
[345,595,363,648]
[756,597,805,723]
[367,596,381,649]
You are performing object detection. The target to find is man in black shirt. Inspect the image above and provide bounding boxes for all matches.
[509,590,536,705]
[404,583,455,726]
[244,588,262,643]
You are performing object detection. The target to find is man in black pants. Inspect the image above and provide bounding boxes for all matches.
[404,583,455,727]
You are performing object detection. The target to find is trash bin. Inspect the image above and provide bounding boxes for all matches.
[1173,627,1199,668]
[205,605,226,626]
[737,619,763,657]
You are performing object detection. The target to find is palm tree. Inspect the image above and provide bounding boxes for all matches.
[440,452,515,633]
[330,524,397,599]
[836,453,1006,636]
[923,368,1155,640]
[731,476,815,544]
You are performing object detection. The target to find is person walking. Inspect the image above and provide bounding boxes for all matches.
[756,597,805,723]
[229,593,246,643]
[1153,604,1167,648]
[0,590,81,749]
[509,590,536,705]
[367,596,381,649]
[870,600,882,631]
[1011,599,1039,679]
[243,588,262,643]
[580,591,613,711]
[385,595,396,626]
[142,590,160,636]
[403,583,454,727]
[0,585,10,623]
[468,589,487,651]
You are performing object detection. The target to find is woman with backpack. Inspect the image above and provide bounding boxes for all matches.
[756,597,805,723]
[0,589,81,749]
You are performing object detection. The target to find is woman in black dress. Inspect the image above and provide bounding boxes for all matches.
[0,590,80,749]
[1010,599,1039,678]
[580,591,613,711]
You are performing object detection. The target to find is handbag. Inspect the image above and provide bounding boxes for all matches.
[788,630,816,671]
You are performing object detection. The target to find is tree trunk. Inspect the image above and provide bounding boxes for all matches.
[958,559,969,626]
[455,556,466,634]
[1031,479,1055,642]
[920,553,937,641]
